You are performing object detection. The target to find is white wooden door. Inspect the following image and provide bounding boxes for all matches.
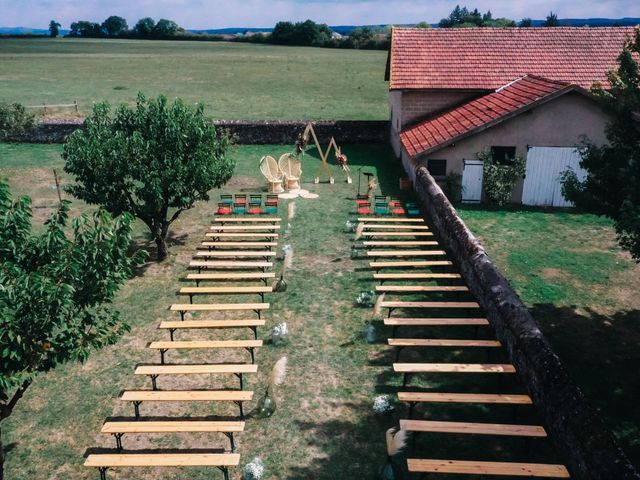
[461,159,484,202]
[522,147,586,207]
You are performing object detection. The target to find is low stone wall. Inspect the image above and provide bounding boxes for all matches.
[12,119,389,144]
[412,165,639,480]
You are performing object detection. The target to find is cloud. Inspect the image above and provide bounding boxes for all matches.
[0,0,638,29]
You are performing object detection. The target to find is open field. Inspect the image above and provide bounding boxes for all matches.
[1,143,639,477]
[0,38,389,120]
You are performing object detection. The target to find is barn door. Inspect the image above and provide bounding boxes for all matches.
[461,159,484,202]
[522,147,586,207]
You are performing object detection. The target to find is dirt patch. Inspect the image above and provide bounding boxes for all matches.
[540,267,567,280]
[226,175,261,189]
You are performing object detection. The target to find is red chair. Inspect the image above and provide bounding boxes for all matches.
[357,202,372,215]
[388,196,402,207]
[391,206,406,215]
[356,194,369,205]
[216,202,233,215]
[248,201,263,215]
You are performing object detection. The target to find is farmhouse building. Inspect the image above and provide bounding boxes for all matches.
[386,27,636,205]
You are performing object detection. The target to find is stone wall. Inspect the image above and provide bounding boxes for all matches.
[12,119,390,145]
[412,164,639,480]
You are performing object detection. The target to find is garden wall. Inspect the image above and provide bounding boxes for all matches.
[14,119,390,144]
[411,164,640,480]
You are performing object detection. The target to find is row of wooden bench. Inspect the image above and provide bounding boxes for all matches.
[355,217,570,478]
[85,216,284,479]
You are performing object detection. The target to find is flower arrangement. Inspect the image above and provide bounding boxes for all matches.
[355,290,376,308]
[373,395,395,414]
[256,356,288,418]
[271,322,288,345]
[243,457,265,480]
[345,220,356,233]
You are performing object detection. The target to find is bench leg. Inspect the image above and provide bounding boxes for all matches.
[179,311,186,321]
[403,373,410,388]
[259,292,264,302]
[160,349,167,364]
[246,347,255,364]
[133,401,142,419]
[217,466,230,480]
[250,326,258,340]
[150,374,159,390]
[395,346,405,362]
[223,432,236,452]
[235,401,245,419]
[408,401,416,420]
[99,467,108,480]
[387,307,396,318]
[189,294,194,304]
[235,373,244,390]
[169,328,176,341]
[113,433,124,450]
[196,279,201,287]
[254,309,261,320]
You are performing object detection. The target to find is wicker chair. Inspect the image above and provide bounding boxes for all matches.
[278,153,302,190]
[259,156,284,193]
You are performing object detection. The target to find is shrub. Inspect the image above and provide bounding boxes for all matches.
[478,149,526,206]
[441,172,464,203]
[0,102,36,140]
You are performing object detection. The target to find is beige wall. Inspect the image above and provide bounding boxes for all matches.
[400,90,482,127]
[413,92,609,203]
[389,91,403,156]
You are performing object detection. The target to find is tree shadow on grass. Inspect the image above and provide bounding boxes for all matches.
[530,304,640,467]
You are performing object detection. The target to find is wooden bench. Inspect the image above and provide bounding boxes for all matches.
[400,419,547,438]
[120,390,253,419]
[380,300,480,317]
[159,319,266,340]
[370,260,453,271]
[204,232,279,239]
[406,459,570,478]
[179,286,273,303]
[384,317,490,337]
[363,241,439,247]
[148,339,263,364]
[101,420,245,451]
[394,362,516,387]
[134,364,258,390]
[170,302,269,320]
[214,216,281,224]
[200,241,278,250]
[85,453,240,480]
[358,217,424,223]
[367,250,447,258]
[363,224,430,230]
[374,273,461,284]
[376,285,468,293]
[194,251,276,259]
[363,231,434,238]
[186,272,275,286]
[398,392,532,419]
[209,225,280,231]
[389,338,501,361]
[189,260,273,273]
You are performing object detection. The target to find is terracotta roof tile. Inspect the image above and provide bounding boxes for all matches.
[389,27,637,90]
[399,75,577,157]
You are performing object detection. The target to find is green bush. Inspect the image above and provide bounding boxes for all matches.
[478,149,526,206]
[442,172,464,204]
[0,103,36,140]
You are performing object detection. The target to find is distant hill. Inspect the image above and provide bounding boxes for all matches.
[0,26,69,35]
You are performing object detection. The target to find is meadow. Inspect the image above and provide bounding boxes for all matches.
[0,38,389,120]
[1,142,639,478]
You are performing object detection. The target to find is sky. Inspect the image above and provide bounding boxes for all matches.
[1,0,639,29]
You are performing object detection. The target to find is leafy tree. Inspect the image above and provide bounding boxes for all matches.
[439,5,515,28]
[519,18,533,27]
[0,181,146,479]
[543,11,560,27]
[478,149,526,206]
[154,18,179,37]
[0,103,36,141]
[415,21,432,28]
[101,15,128,36]
[561,32,640,261]
[271,21,296,44]
[134,17,156,37]
[69,20,103,37]
[62,93,235,261]
[349,27,375,48]
[48,20,61,37]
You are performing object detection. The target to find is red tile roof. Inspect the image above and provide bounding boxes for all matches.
[399,75,584,157]
[389,27,637,90]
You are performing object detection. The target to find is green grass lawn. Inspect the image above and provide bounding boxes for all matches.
[459,206,640,465]
[0,38,388,121]
[1,143,639,478]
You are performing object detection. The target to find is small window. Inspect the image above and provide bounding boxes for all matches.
[427,159,447,177]
[490,146,517,165]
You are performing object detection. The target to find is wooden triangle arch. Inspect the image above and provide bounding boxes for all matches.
[298,123,352,184]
